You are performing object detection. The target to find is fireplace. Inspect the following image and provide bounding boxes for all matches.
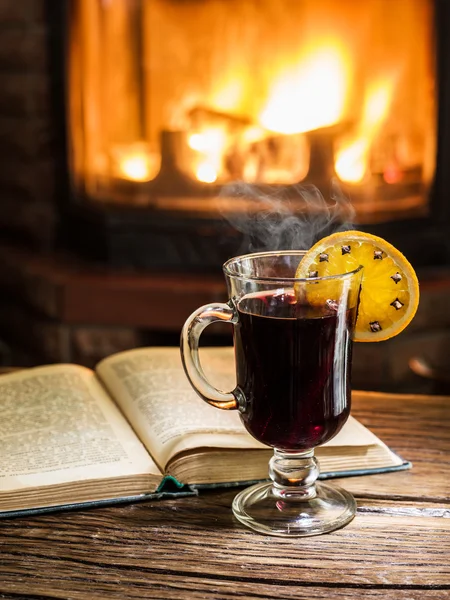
[0,0,450,391]
[63,0,445,269]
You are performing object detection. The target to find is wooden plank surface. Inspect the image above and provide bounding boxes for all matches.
[0,390,449,599]
[338,391,450,501]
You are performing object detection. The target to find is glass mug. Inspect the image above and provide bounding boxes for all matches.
[181,251,363,537]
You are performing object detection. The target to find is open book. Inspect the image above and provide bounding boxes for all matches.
[0,347,409,517]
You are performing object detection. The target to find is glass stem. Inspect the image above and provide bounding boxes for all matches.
[269,449,319,501]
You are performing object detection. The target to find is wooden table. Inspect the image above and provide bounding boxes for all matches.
[0,390,449,599]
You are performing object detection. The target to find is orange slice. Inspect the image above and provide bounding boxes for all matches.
[295,230,419,342]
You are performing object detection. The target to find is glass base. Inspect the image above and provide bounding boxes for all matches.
[232,481,356,537]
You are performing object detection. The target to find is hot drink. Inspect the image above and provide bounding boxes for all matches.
[181,249,364,536]
[181,235,416,536]
[234,290,356,450]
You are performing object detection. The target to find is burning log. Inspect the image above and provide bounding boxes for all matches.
[188,106,253,129]
[185,105,313,184]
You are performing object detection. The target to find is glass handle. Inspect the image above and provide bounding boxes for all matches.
[181,302,242,410]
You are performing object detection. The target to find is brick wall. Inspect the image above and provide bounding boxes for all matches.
[0,0,63,249]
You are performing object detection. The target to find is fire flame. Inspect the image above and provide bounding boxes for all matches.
[259,42,350,135]
[120,154,152,181]
[116,44,394,186]
[335,80,394,183]
[115,143,158,182]
[196,163,218,183]
[185,39,354,183]
[188,128,227,183]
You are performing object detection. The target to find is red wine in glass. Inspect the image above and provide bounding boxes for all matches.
[181,250,362,536]
[234,289,356,450]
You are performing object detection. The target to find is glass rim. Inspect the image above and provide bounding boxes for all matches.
[223,250,364,283]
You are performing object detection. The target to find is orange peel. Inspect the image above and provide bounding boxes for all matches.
[295,230,419,342]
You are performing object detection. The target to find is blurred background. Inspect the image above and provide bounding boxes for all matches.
[0,0,449,394]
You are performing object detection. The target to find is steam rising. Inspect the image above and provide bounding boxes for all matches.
[217,180,355,252]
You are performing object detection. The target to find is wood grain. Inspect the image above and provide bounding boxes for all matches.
[343,391,450,502]
[0,390,449,599]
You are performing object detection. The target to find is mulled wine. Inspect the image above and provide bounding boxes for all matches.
[182,250,363,536]
[234,290,356,450]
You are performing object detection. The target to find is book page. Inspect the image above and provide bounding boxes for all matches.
[96,347,263,469]
[0,365,161,496]
[96,346,391,471]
